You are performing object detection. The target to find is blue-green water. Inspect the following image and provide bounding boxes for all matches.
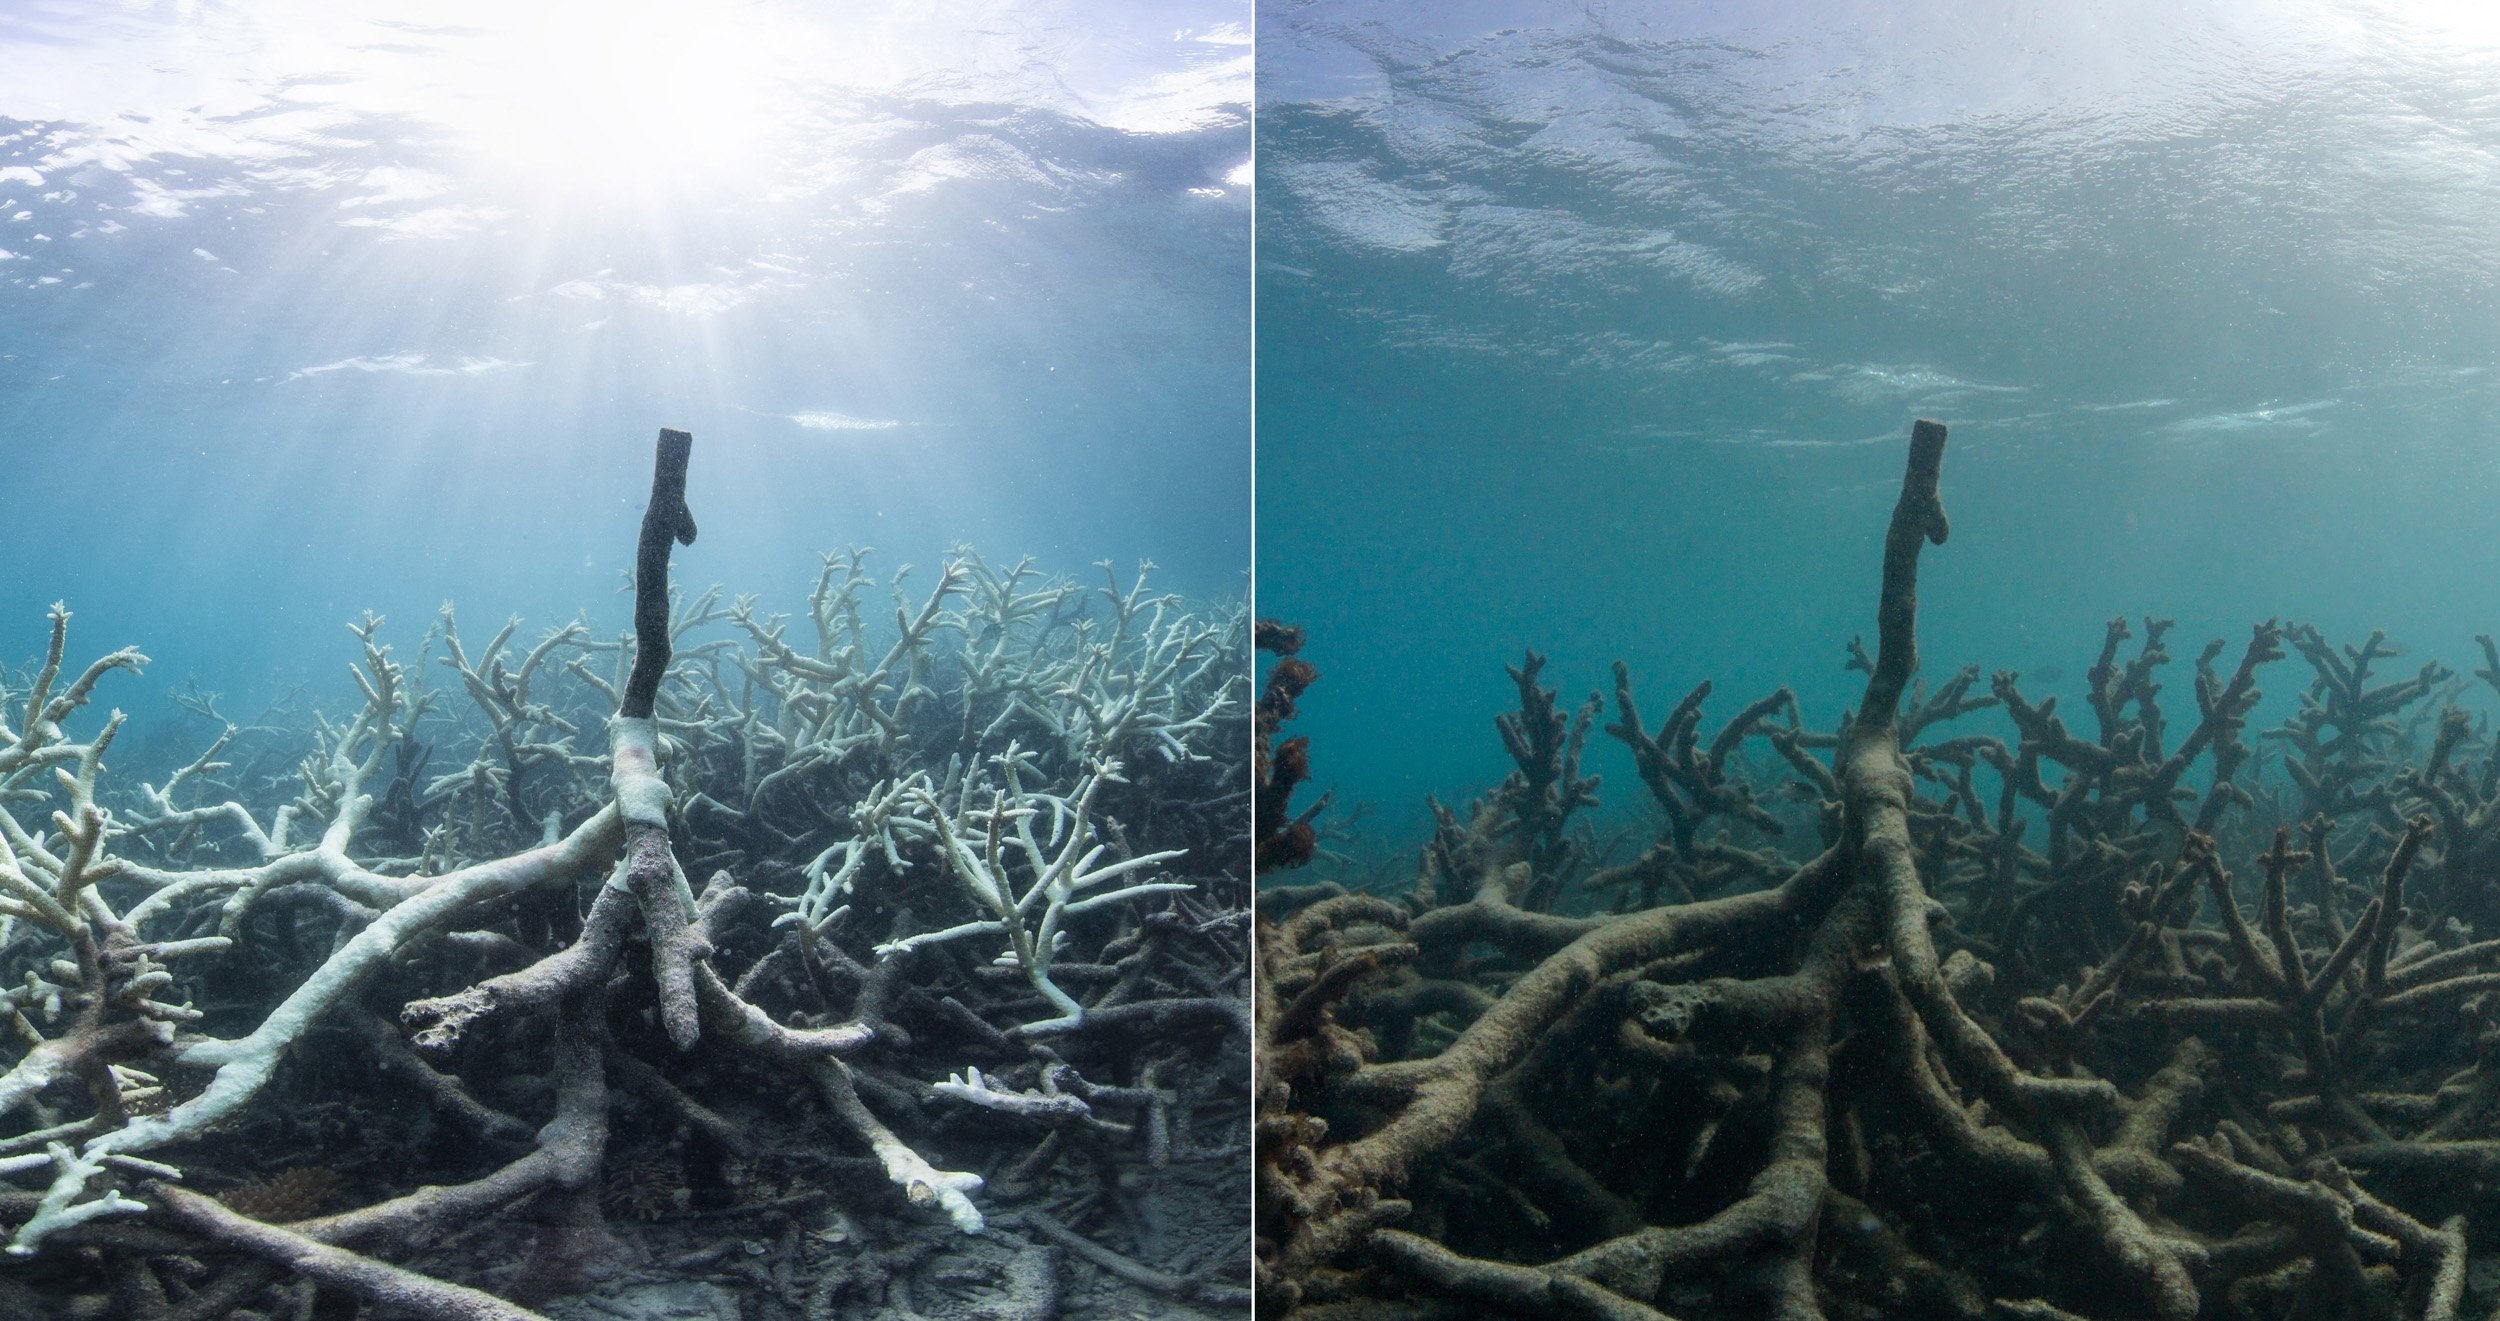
[1256,0,2500,851]
[3,0,1249,723]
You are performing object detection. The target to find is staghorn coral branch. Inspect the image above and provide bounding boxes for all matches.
[1265,423,2293,1320]
[1,424,1249,1313]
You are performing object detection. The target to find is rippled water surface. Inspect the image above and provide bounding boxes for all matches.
[1257,0,2500,842]
[3,0,1250,710]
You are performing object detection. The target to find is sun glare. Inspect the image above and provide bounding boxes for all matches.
[443,0,803,195]
[2362,0,2500,46]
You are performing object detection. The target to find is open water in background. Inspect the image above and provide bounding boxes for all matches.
[0,0,1250,758]
[1257,0,2500,855]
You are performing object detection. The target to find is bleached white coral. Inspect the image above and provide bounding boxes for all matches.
[0,542,1243,1257]
[876,747,1190,1032]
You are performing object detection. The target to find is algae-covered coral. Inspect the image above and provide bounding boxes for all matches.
[1257,421,2500,1321]
[0,433,1251,1319]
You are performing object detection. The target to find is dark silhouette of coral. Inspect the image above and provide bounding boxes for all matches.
[1258,620,1324,875]
[1257,420,2500,1321]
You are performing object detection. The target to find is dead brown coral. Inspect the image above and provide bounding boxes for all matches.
[1255,894,1417,1311]
[1258,619,1326,875]
[1260,423,2210,1320]
[214,1166,342,1223]
[1259,419,2500,1321]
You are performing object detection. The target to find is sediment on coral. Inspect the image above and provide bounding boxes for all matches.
[0,431,1251,1319]
[1257,419,2500,1321]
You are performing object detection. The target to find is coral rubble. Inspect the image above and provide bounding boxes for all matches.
[0,431,1250,1319]
[1257,420,2500,1320]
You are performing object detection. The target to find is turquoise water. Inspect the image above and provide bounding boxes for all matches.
[1256,0,2500,851]
[2,0,1250,733]
[0,10,1253,1307]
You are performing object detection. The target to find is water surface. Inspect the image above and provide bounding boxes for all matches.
[4,0,1250,727]
[1257,0,2500,846]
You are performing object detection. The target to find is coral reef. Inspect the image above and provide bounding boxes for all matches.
[1254,620,1323,877]
[1257,421,2500,1320]
[0,431,1250,1318]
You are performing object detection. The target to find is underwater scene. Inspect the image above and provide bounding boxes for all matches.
[1,4,1250,1319]
[1254,3,2500,1320]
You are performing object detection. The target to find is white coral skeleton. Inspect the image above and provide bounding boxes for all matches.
[0,529,1244,1293]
